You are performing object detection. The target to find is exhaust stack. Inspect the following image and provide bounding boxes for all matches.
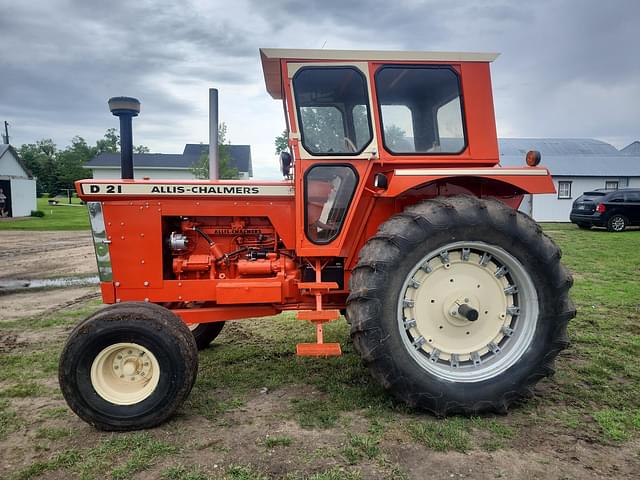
[209,88,219,180]
[108,96,140,180]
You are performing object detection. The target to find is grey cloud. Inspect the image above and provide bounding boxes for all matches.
[1,0,638,157]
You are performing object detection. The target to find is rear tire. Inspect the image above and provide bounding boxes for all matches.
[59,302,198,430]
[607,214,627,232]
[189,322,225,350]
[347,196,575,415]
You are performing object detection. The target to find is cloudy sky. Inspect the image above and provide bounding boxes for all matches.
[1,0,638,179]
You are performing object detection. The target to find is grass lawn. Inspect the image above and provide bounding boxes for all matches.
[0,224,639,479]
[0,197,89,231]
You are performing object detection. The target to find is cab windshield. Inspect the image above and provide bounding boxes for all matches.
[293,67,372,155]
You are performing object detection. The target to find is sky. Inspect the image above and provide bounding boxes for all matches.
[1,0,638,180]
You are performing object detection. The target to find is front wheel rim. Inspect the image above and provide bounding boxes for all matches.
[397,241,538,383]
[90,342,161,405]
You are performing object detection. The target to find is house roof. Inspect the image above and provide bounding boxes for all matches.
[621,141,640,155]
[499,138,640,177]
[85,153,187,169]
[260,48,499,99]
[85,144,253,175]
[0,144,33,178]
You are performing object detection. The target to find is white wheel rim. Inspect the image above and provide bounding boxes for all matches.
[90,342,161,405]
[397,241,538,382]
[612,217,624,231]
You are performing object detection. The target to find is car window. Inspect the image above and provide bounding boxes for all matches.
[625,192,640,203]
[608,193,624,202]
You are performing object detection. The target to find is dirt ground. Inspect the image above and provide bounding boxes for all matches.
[0,231,98,320]
[0,230,639,479]
[0,231,96,280]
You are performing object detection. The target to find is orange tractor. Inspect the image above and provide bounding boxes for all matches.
[59,49,575,430]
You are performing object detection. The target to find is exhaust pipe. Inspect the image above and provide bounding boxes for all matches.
[209,88,219,180]
[108,96,140,180]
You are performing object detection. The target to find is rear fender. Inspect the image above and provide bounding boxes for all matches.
[381,167,555,197]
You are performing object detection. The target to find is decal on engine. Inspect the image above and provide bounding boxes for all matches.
[80,183,294,196]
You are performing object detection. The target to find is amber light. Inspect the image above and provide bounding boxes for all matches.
[526,150,541,167]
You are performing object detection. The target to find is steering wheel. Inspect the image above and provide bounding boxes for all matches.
[344,137,357,153]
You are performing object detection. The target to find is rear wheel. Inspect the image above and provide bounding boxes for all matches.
[188,322,225,350]
[59,302,198,430]
[607,214,627,232]
[347,196,575,415]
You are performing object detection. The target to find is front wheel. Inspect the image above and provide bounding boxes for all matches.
[347,196,575,415]
[59,302,198,430]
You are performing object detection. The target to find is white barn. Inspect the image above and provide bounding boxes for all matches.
[0,144,37,218]
[499,139,640,222]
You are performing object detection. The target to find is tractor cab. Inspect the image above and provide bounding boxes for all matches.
[260,48,500,165]
[260,49,553,256]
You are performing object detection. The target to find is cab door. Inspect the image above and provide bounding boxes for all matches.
[284,62,378,256]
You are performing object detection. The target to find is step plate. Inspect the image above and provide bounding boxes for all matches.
[297,310,340,321]
[296,343,342,357]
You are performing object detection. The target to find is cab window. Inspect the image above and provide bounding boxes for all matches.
[293,67,373,155]
[376,66,466,154]
[305,165,357,243]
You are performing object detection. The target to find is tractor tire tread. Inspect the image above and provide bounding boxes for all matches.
[347,195,575,416]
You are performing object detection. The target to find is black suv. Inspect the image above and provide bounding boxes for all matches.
[570,188,640,231]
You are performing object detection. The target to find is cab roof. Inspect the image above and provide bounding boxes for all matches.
[259,48,499,99]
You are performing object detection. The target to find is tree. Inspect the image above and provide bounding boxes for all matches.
[191,123,239,180]
[95,127,149,154]
[134,145,150,154]
[16,129,150,196]
[384,124,409,151]
[18,140,58,195]
[55,137,96,193]
[275,130,289,154]
[95,128,119,153]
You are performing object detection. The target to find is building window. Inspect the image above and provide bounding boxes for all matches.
[558,181,572,199]
[605,180,619,190]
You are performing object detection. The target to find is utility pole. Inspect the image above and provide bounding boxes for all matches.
[2,121,8,145]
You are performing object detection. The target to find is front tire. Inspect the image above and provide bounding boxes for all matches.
[188,322,225,350]
[59,302,198,430]
[347,196,575,415]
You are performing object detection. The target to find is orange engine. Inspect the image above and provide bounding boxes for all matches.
[166,216,298,283]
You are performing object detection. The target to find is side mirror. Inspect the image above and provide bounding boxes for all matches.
[373,173,388,190]
[280,151,292,177]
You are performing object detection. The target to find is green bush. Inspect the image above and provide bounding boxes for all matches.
[30,210,45,217]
